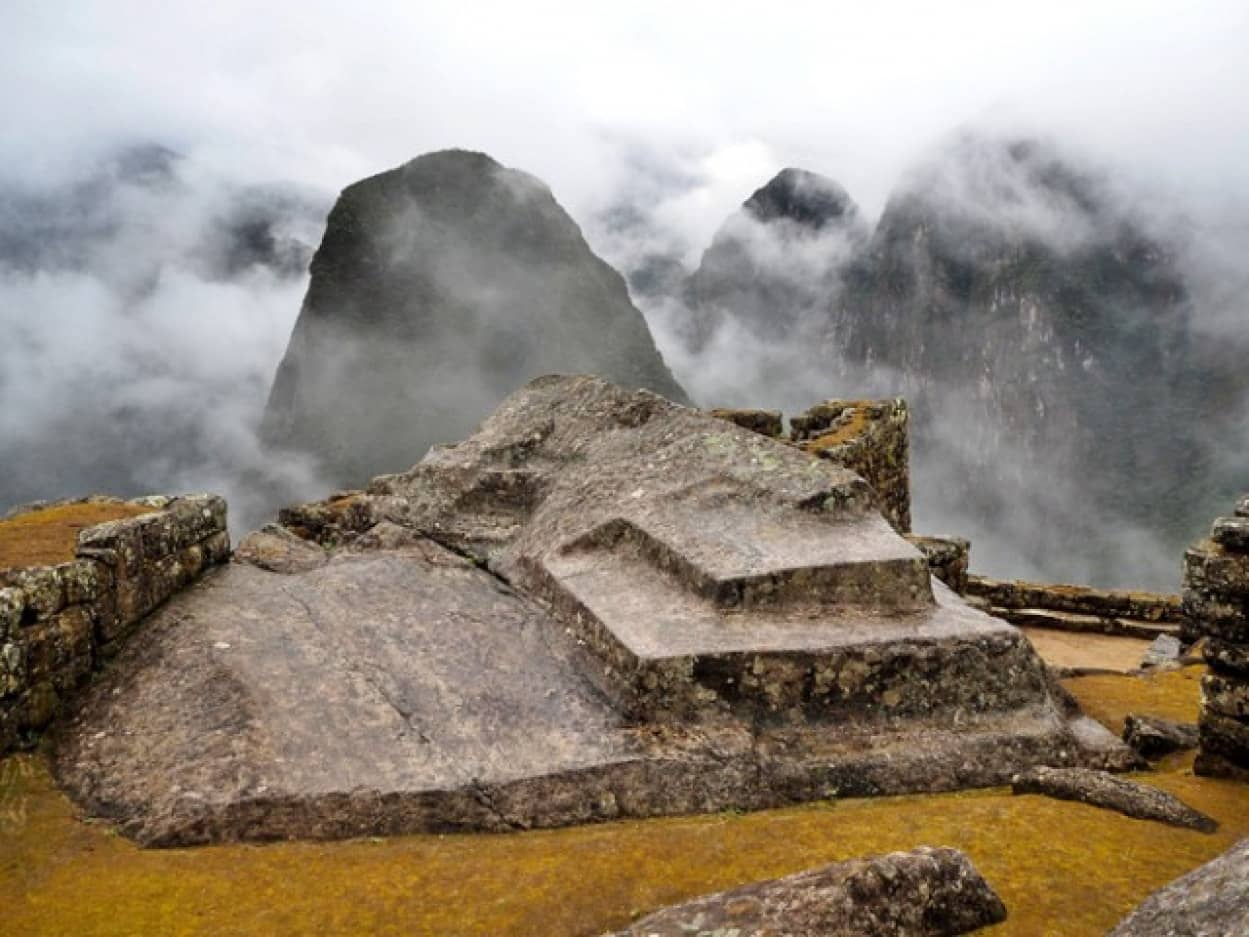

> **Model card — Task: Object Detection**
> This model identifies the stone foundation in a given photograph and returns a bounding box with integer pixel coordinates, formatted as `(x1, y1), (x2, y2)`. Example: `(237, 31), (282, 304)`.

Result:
(1184, 495), (1249, 779)
(0, 495), (228, 755)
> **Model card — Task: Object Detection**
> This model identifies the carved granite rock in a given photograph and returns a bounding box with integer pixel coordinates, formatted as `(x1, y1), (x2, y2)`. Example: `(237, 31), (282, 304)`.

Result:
(1108, 839), (1249, 936)
(54, 376), (1134, 846)
(605, 846), (1006, 937)
(1011, 766), (1216, 832)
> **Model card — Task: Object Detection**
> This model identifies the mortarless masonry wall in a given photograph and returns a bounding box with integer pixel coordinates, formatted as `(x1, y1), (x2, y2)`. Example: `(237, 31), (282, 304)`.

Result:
(0, 494), (229, 755)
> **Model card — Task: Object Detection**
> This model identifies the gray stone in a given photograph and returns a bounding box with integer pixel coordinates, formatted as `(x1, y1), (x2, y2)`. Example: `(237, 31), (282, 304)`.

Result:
(1198, 711), (1249, 767)
(53, 376), (1134, 846)
(1122, 714), (1199, 759)
(1203, 672), (1249, 720)
(1141, 633), (1183, 669)
(1205, 638), (1249, 677)
(234, 525), (328, 573)
(1011, 766), (1217, 832)
(1236, 495), (1249, 518)
(605, 846), (1006, 937)
(1213, 516), (1249, 552)
(708, 408), (784, 438)
(1108, 839), (1249, 936)
(0, 587), (23, 639)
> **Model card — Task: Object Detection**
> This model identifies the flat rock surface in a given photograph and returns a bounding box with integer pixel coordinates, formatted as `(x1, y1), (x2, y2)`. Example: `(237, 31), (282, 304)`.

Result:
(1109, 838), (1249, 936)
(54, 377), (1136, 845)
(605, 845), (1006, 937)
(1012, 766), (1217, 832)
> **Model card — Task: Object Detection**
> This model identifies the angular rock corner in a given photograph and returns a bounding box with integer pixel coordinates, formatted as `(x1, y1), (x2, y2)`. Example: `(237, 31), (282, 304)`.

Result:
(1108, 838), (1249, 936)
(0, 495), (230, 755)
(605, 846), (1006, 937)
(1183, 496), (1249, 780)
(54, 375), (1134, 846)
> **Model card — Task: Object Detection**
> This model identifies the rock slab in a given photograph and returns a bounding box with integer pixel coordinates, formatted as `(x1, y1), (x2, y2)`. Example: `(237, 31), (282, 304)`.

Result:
(1122, 714), (1199, 760)
(56, 376), (1135, 846)
(1108, 839), (1249, 936)
(1011, 766), (1216, 833)
(606, 846), (1006, 937)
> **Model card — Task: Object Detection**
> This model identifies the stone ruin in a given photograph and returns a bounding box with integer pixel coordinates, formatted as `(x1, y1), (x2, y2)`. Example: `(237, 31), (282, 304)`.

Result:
(1, 495), (229, 755)
(47, 375), (1133, 846)
(1184, 495), (1249, 780)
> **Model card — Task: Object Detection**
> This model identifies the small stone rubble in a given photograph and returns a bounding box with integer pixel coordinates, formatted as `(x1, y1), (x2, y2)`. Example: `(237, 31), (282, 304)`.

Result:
(0, 495), (229, 755)
(1109, 838), (1249, 936)
(604, 846), (1007, 937)
(1183, 494), (1249, 779)
(1011, 766), (1217, 833)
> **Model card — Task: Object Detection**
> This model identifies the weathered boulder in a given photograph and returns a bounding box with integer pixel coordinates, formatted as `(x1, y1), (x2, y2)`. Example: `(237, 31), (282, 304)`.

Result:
(1011, 766), (1216, 832)
(1108, 839), (1249, 936)
(605, 846), (1006, 937)
(261, 149), (688, 487)
(55, 376), (1134, 846)
(1122, 714), (1199, 759)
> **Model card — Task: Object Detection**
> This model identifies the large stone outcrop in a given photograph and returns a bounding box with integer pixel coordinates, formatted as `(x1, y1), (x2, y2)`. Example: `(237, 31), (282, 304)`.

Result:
(605, 846), (1006, 937)
(55, 376), (1133, 846)
(261, 149), (688, 487)
(1108, 839), (1249, 936)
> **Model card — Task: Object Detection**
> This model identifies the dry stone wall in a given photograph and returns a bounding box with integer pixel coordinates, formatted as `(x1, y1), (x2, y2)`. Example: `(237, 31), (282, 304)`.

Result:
(0, 494), (228, 755)
(1184, 495), (1249, 779)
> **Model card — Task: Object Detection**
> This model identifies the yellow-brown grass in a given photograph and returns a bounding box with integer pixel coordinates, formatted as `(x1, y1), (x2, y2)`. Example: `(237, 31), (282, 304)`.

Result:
(0, 502), (156, 571)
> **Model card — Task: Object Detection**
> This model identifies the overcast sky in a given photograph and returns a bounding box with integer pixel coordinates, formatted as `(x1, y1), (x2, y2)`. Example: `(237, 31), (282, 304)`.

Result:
(4, 0), (1248, 250)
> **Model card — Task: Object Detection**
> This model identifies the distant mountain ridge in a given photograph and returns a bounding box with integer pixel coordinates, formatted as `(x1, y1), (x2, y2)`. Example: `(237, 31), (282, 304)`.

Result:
(673, 134), (1241, 588)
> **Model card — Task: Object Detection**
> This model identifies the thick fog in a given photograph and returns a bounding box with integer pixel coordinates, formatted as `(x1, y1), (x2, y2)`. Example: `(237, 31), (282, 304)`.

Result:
(2, 1), (1247, 583)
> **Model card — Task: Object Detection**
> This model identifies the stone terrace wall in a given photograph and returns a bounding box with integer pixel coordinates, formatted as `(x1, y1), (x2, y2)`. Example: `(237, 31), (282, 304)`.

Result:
(967, 576), (1186, 632)
(1183, 495), (1249, 780)
(0, 494), (229, 755)
(711, 399), (911, 534)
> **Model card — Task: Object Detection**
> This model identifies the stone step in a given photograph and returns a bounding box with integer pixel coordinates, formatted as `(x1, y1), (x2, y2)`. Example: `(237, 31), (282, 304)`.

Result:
(557, 506), (932, 612)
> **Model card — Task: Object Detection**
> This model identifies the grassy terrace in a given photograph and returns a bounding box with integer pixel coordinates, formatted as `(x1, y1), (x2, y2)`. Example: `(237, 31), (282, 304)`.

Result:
(1, 662), (1245, 935)
(0, 502), (156, 571)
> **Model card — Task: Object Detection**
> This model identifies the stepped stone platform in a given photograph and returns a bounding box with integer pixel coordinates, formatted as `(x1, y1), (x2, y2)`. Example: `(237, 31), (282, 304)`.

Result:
(52, 376), (1135, 846)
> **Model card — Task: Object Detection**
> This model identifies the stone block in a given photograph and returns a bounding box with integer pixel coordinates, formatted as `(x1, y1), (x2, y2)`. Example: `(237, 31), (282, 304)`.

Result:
(0, 640), (26, 697)
(1202, 672), (1249, 720)
(707, 407), (783, 437)
(59, 559), (108, 605)
(1236, 495), (1249, 518)
(1184, 543), (1249, 599)
(23, 606), (93, 690)
(0, 587), (23, 639)
(905, 534), (970, 594)
(1205, 638), (1249, 677)
(1212, 516), (1249, 552)
(5, 565), (66, 621)
(1197, 710), (1249, 767)
(790, 398), (911, 533)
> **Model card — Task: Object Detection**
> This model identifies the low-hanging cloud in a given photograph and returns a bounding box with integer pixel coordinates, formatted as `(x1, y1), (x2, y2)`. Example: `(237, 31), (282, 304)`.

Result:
(2, 1), (1248, 586)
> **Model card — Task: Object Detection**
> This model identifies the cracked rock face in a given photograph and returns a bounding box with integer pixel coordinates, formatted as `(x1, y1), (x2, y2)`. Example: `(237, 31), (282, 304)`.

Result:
(605, 845), (1007, 937)
(55, 376), (1134, 846)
